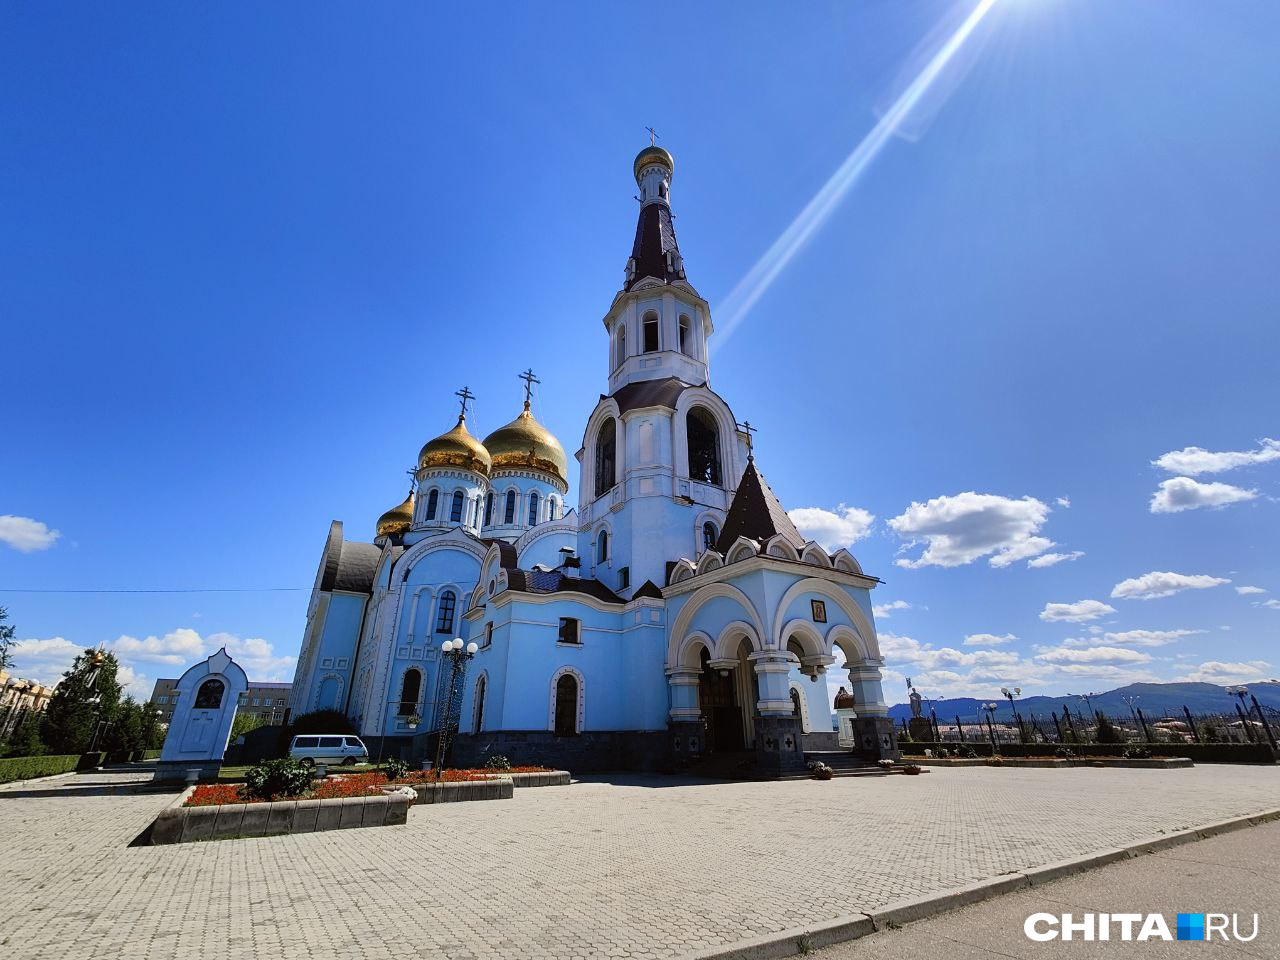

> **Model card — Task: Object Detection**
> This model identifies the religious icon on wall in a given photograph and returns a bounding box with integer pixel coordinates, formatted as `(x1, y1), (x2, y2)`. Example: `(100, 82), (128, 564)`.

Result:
(810, 599), (827, 623)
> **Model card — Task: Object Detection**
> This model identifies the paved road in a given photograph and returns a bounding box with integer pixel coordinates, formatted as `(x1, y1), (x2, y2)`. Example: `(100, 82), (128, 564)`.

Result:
(0, 763), (1277, 959)
(817, 818), (1280, 959)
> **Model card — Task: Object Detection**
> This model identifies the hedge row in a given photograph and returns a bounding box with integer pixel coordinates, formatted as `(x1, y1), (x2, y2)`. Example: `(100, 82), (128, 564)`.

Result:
(902, 741), (1277, 764)
(0, 754), (83, 784)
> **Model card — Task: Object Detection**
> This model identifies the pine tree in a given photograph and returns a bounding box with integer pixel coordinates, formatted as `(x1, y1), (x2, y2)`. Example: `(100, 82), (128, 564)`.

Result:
(0, 606), (16, 672)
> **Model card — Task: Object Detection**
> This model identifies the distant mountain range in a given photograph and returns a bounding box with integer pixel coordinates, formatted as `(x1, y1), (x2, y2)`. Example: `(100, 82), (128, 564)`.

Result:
(887, 681), (1280, 723)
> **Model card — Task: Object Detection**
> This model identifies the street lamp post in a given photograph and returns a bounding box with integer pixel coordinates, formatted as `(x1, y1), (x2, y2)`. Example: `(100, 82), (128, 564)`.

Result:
(1001, 687), (1025, 743)
(982, 702), (1000, 754)
(434, 638), (479, 772)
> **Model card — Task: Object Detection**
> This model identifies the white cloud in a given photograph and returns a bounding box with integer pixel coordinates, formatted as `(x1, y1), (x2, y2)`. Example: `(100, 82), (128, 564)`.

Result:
(112, 628), (207, 665)
(963, 633), (1017, 646)
(888, 492), (1055, 568)
(1098, 629), (1204, 647)
(1039, 599), (1117, 623)
(789, 504), (875, 550)
(1149, 477), (1257, 513)
(115, 664), (153, 701)
(1178, 660), (1272, 684)
(1027, 550), (1085, 568)
(1236, 586), (1266, 595)
(1258, 599), (1280, 611)
(1055, 497), (1071, 508)
(209, 633), (296, 680)
(0, 515), (62, 552)
(1035, 646), (1153, 665)
(8, 636), (83, 686)
(872, 600), (911, 619)
(1153, 438), (1280, 476)
(1111, 571), (1230, 600)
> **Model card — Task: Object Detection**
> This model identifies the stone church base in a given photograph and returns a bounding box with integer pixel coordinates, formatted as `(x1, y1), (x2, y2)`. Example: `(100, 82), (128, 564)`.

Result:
(448, 730), (668, 773)
(753, 716), (807, 775)
(851, 716), (901, 761)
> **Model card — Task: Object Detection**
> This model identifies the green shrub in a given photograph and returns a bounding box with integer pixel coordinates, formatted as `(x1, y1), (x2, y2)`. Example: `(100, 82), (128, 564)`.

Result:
(1123, 745), (1152, 759)
(485, 754), (512, 771)
(0, 753), (82, 784)
(1054, 747), (1075, 759)
(382, 757), (409, 781)
(242, 757), (312, 800)
(958, 745), (978, 759)
(936, 748), (950, 758)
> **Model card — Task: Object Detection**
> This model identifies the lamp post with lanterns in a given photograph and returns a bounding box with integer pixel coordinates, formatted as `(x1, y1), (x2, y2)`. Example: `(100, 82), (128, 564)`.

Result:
(982, 702), (1000, 753)
(1000, 686), (1025, 743)
(434, 638), (479, 772)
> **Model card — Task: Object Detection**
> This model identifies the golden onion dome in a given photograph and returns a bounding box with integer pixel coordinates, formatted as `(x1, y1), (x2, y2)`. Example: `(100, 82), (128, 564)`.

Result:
(483, 402), (568, 484)
(376, 488), (415, 539)
(634, 144), (674, 182)
(417, 415), (492, 476)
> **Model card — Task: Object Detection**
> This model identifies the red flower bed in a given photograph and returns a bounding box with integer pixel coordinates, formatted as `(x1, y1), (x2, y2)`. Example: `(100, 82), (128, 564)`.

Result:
(312, 773), (387, 800)
(186, 784), (250, 806)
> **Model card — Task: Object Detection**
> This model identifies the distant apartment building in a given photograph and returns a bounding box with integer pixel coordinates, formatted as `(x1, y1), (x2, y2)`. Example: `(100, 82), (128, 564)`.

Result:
(0, 671), (56, 740)
(149, 678), (292, 725)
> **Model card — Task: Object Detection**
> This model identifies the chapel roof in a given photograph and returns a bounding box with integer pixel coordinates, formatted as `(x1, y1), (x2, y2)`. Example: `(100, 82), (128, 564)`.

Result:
(605, 376), (692, 415)
(714, 457), (806, 555)
(319, 533), (382, 595)
(505, 568), (625, 605)
(625, 202), (685, 291)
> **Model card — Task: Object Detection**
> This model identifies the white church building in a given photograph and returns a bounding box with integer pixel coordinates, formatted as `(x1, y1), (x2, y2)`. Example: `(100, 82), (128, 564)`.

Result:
(288, 144), (897, 774)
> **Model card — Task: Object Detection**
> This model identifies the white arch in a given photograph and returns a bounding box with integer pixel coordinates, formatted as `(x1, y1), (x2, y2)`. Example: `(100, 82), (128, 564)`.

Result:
(672, 386), (741, 489)
(764, 535), (800, 561)
(770, 578), (881, 660)
(714, 619), (763, 660)
(830, 548), (864, 575)
(548, 666), (586, 734)
(693, 510), (724, 556)
(667, 582), (767, 667)
(800, 542), (832, 568)
(674, 631), (714, 671)
(780, 619), (826, 661)
(669, 558), (697, 585)
(788, 680), (812, 734)
(579, 400), (625, 510)
(725, 536), (759, 564)
(695, 550), (725, 576)
(826, 623), (874, 664)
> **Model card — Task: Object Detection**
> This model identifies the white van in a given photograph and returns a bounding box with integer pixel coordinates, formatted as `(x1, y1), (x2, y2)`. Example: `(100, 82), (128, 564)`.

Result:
(288, 734), (369, 767)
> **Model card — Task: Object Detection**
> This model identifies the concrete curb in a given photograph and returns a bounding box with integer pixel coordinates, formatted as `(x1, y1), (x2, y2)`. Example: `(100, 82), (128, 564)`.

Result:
(682, 806), (1280, 960)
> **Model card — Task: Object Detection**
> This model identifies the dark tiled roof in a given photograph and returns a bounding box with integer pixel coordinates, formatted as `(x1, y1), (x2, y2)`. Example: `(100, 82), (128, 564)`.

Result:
(504, 567), (624, 605)
(481, 538), (519, 570)
(714, 458), (807, 555)
(625, 202), (682, 291)
(321, 536), (381, 595)
(606, 376), (692, 415)
(633, 580), (664, 600)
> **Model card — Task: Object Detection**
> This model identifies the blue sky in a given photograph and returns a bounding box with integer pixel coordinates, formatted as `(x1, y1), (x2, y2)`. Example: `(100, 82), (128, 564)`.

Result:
(2, 1), (1277, 705)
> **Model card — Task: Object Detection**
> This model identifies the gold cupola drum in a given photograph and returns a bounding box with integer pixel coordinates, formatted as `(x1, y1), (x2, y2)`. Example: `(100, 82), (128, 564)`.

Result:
(482, 401), (568, 488)
(417, 414), (492, 477)
(375, 488), (415, 540)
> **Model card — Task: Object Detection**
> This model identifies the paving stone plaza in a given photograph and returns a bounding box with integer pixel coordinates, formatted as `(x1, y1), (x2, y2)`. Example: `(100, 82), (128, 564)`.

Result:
(2, 765), (1278, 960)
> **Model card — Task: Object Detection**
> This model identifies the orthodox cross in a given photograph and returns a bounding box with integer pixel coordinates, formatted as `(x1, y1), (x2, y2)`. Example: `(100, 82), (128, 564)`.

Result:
(737, 420), (757, 457)
(645, 125), (659, 146)
(454, 386), (475, 420)
(519, 368), (540, 405)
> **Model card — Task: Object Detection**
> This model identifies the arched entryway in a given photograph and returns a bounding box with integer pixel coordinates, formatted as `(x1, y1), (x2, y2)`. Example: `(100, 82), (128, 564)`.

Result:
(698, 638), (758, 752)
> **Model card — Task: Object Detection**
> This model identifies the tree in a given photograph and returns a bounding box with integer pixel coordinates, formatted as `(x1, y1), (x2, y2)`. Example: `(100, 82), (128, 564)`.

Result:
(3, 712), (47, 758)
(1094, 711), (1123, 745)
(0, 605), (16, 672)
(231, 711), (264, 741)
(42, 648), (123, 754)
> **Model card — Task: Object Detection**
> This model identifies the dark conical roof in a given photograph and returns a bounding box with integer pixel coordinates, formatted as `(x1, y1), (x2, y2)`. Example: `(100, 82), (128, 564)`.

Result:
(714, 458), (807, 555)
(625, 202), (684, 291)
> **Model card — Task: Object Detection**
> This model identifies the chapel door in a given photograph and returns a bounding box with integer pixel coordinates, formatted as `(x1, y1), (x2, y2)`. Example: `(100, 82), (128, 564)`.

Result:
(699, 652), (744, 753)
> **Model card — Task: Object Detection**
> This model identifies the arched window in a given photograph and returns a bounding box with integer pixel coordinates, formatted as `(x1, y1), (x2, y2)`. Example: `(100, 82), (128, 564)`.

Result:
(643, 313), (659, 353)
(686, 407), (722, 485)
(547, 496), (558, 521)
(449, 490), (464, 523)
(504, 490), (516, 524)
(194, 678), (224, 710)
(435, 590), (456, 634)
(554, 673), (579, 736)
(678, 315), (690, 355)
(398, 669), (422, 715)
(595, 418), (616, 497)
(597, 530), (609, 564)
(425, 489), (439, 521)
(617, 323), (627, 368)
(702, 521), (718, 551)
(484, 492), (494, 526)
(790, 687), (802, 718)
(473, 674), (487, 732)
(528, 491), (540, 526)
